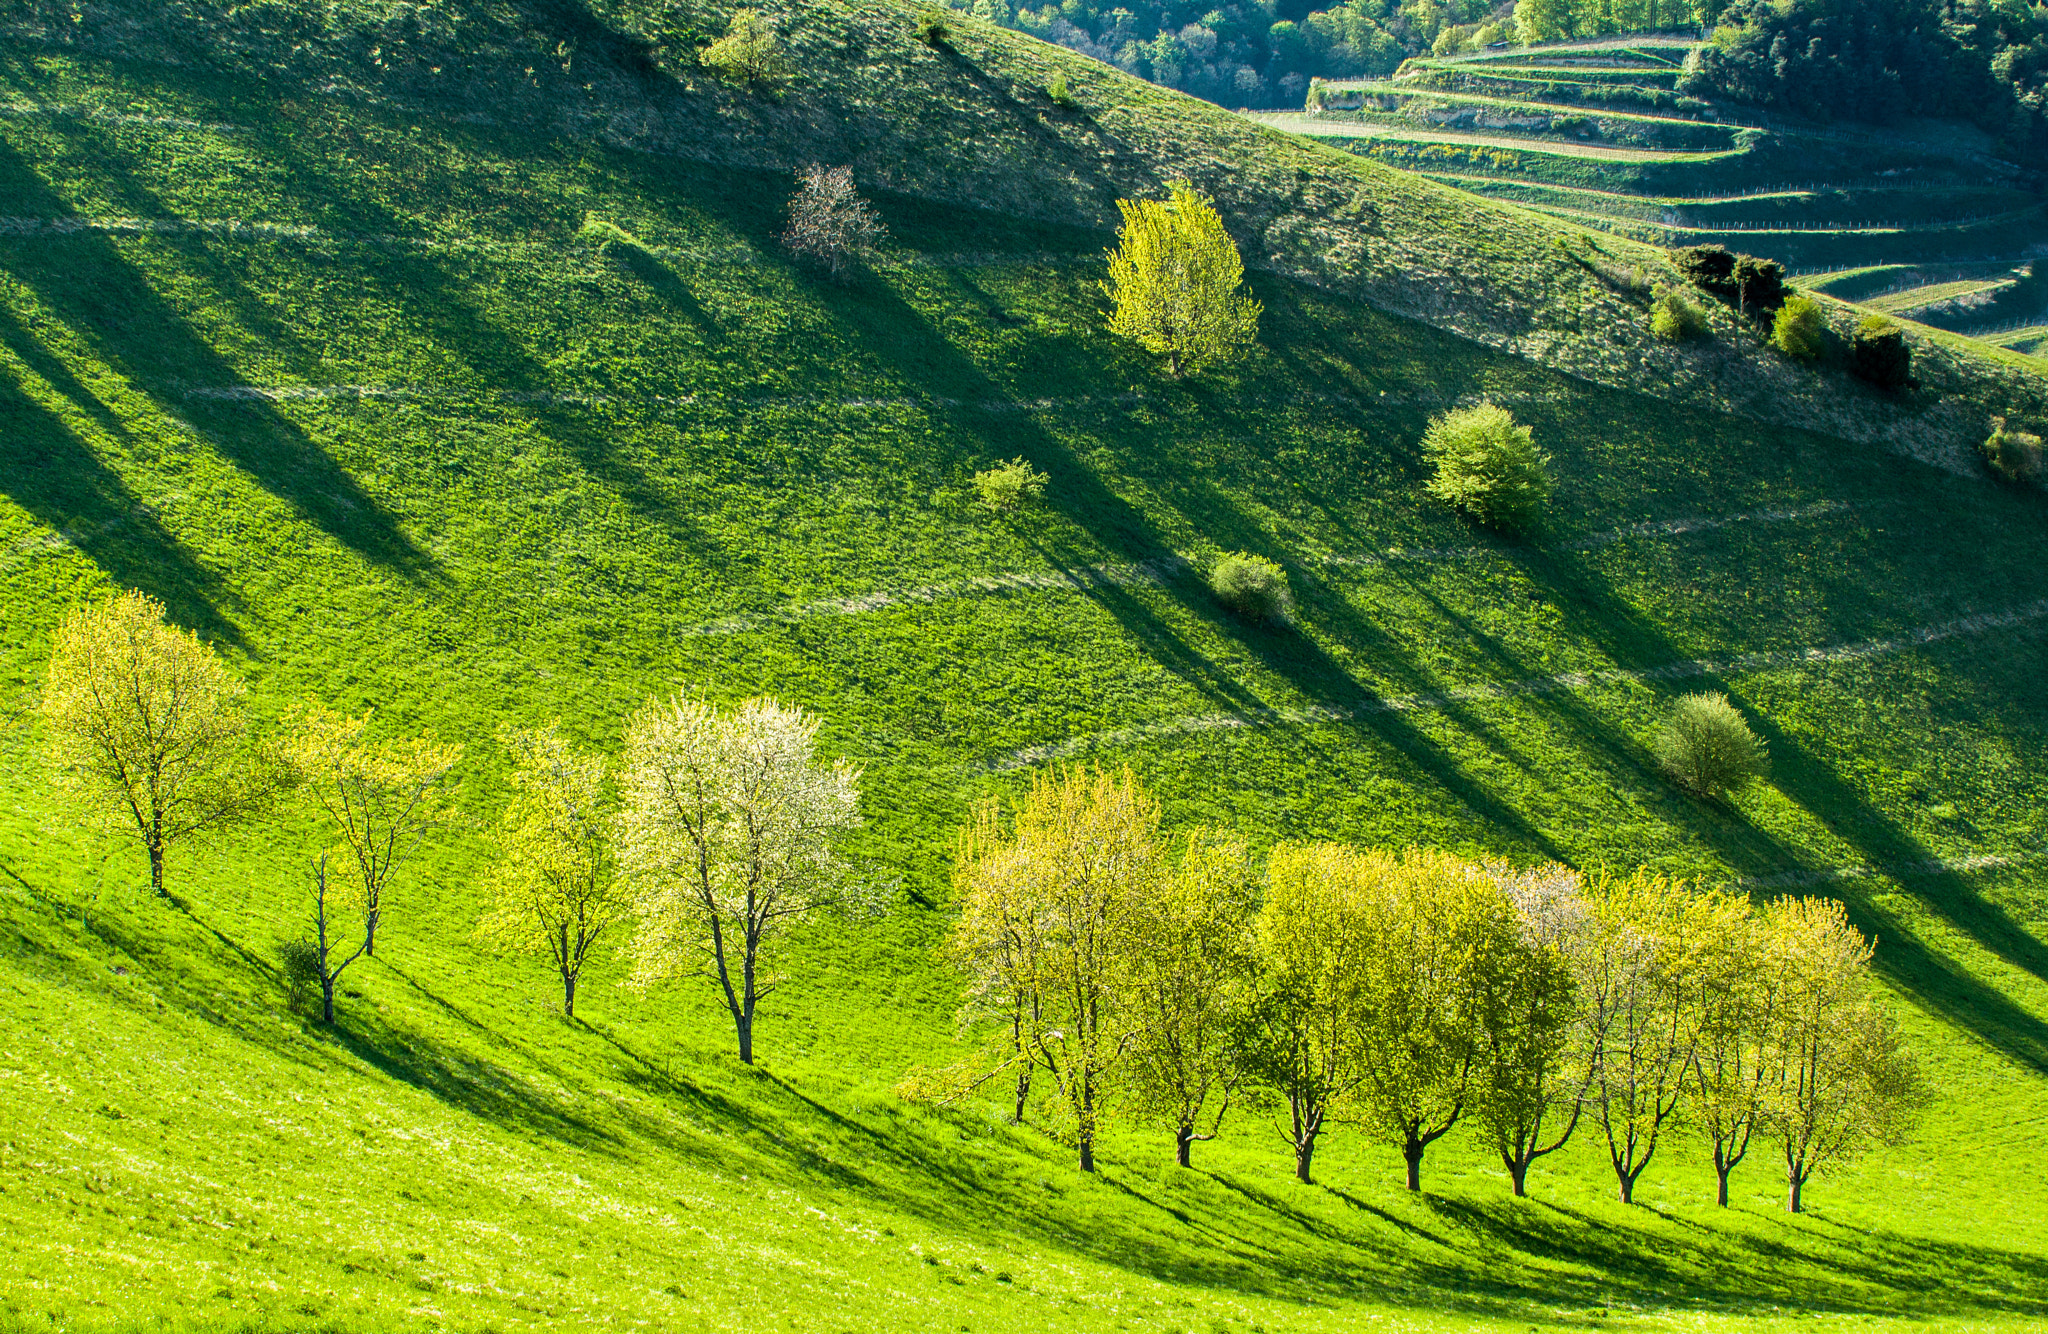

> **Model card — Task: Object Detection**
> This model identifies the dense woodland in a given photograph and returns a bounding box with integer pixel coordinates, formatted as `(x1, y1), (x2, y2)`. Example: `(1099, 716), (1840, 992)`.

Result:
(1681, 0), (2048, 163)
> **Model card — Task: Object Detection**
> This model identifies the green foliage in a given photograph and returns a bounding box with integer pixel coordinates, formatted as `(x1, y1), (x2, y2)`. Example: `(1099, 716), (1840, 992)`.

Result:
(1655, 692), (1769, 799)
(1981, 416), (2044, 484)
(576, 214), (642, 254)
(1047, 71), (1077, 108)
(3, 14), (2048, 1331)
(972, 456), (1050, 511)
(1772, 295), (1826, 362)
(276, 937), (323, 1014)
(915, 5), (950, 46)
(701, 9), (786, 85)
(1102, 179), (1261, 377)
(1650, 285), (1708, 341)
(1209, 552), (1293, 623)
(1852, 316), (1912, 391)
(1421, 403), (1551, 533)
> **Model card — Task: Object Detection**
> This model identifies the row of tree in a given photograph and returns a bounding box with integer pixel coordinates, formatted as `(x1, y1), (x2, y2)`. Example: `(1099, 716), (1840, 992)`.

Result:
(919, 767), (1921, 1212)
(39, 591), (874, 1046)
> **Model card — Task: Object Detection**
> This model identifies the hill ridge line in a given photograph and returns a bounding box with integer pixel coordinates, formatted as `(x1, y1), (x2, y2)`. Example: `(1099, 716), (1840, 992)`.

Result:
(672, 500), (1856, 637)
(995, 597), (2048, 768)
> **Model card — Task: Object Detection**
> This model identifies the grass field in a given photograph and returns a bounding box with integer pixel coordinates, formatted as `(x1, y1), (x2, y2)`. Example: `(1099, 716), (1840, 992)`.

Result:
(3, 2), (2048, 1331)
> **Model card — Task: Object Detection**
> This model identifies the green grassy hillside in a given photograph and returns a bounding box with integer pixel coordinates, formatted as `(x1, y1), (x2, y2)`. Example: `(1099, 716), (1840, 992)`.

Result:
(3, 2), (2048, 1331)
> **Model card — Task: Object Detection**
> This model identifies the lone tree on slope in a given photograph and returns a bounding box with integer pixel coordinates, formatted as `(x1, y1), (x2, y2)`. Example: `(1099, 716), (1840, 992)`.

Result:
(1102, 179), (1260, 377)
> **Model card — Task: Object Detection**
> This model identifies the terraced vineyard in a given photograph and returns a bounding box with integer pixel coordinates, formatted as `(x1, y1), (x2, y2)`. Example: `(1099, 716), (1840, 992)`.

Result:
(1254, 37), (2046, 357)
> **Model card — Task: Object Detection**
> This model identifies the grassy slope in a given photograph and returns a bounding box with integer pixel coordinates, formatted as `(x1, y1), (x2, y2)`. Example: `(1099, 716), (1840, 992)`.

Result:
(1, 2), (2047, 1331)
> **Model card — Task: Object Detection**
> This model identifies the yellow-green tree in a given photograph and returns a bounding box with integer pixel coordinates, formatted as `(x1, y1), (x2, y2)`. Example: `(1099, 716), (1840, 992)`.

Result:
(1761, 896), (1924, 1213)
(617, 695), (867, 1066)
(1124, 830), (1259, 1167)
(1474, 862), (1589, 1198)
(41, 590), (270, 897)
(1580, 870), (1742, 1204)
(1352, 848), (1496, 1192)
(1102, 179), (1260, 377)
(1691, 897), (1780, 1206)
(479, 722), (627, 1017)
(947, 766), (1162, 1172)
(288, 704), (463, 958)
(1241, 842), (1373, 1184)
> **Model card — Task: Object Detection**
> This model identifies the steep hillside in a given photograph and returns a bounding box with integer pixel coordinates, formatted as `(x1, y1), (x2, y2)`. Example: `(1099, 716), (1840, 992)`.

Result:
(3, 2), (2048, 1332)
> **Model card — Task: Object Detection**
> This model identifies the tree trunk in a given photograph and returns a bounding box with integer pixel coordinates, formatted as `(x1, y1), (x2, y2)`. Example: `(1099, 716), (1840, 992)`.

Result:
(1078, 1131), (1095, 1174)
(563, 969), (576, 1018)
(1505, 1155), (1528, 1199)
(321, 972), (336, 1025)
(363, 906), (379, 957)
(1294, 1136), (1315, 1184)
(1012, 1062), (1031, 1125)
(1176, 1123), (1194, 1169)
(1716, 1160), (1732, 1207)
(1788, 1173), (1804, 1214)
(1404, 1136), (1424, 1193)
(735, 1008), (754, 1065)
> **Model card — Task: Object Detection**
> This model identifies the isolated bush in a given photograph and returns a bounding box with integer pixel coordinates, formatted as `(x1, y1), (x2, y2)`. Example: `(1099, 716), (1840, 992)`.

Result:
(1656, 692), (1768, 799)
(701, 9), (785, 84)
(1047, 71), (1077, 108)
(1210, 553), (1292, 623)
(782, 164), (888, 279)
(1852, 316), (1911, 390)
(1422, 402), (1551, 532)
(914, 5), (949, 45)
(277, 938), (323, 1014)
(1650, 286), (1707, 341)
(576, 214), (641, 255)
(973, 457), (1049, 511)
(1771, 295), (1826, 362)
(1981, 416), (2044, 484)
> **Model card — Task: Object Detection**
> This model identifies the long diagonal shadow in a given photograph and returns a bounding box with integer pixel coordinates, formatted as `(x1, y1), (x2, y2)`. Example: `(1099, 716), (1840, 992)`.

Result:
(0, 133), (435, 583)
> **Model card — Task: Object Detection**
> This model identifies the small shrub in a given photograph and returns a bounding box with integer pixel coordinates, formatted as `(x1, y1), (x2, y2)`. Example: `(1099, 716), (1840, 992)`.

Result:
(914, 6), (949, 46)
(576, 214), (642, 255)
(278, 938), (323, 1014)
(782, 164), (888, 279)
(700, 9), (785, 84)
(1655, 692), (1768, 799)
(1047, 71), (1077, 108)
(1981, 416), (2044, 484)
(1771, 294), (1826, 362)
(1650, 286), (1707, 341)
(1421, 402), (1551, 532)
(1210, 552), (1292, 623)
(972, 457), (1048, 511)
(1852, 316), (1911, 390)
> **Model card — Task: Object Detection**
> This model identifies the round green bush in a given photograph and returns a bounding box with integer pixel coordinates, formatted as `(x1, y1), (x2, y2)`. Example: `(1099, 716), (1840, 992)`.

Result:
(1981, 416), (2043, 484)
(972, 457), (1049, 511)
(1655, 692), (1768, 798)
(1650, 286), (1707, 342)
(1210, 552), (1292, 623)
(1771, 295), (1826, 362)
(1421, 402), (1551, 533)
